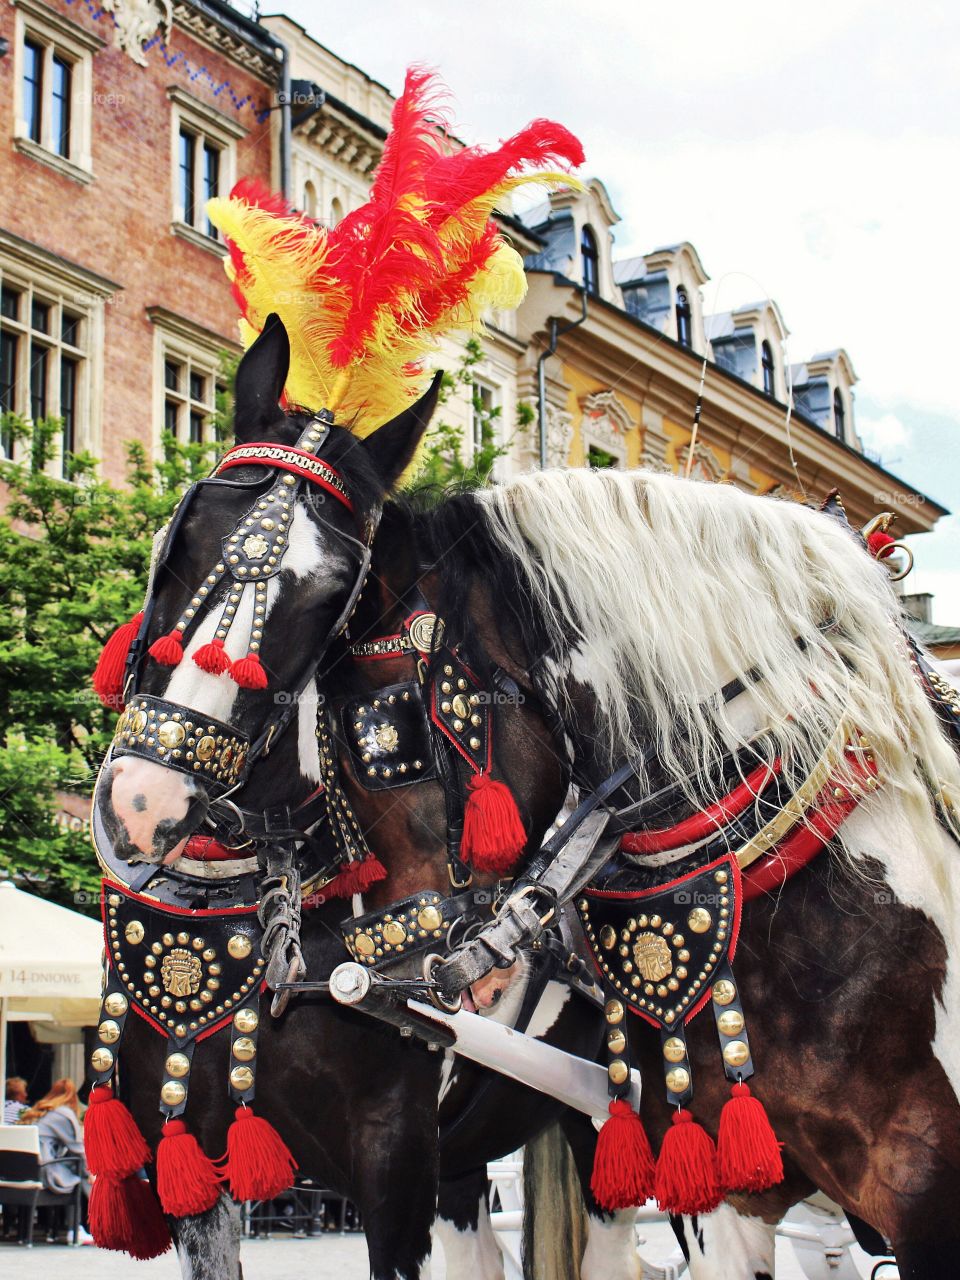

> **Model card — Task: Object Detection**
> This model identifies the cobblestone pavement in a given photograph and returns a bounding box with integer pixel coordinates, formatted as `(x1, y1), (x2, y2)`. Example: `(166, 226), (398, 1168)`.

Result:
(0, 1222), (884, 1278)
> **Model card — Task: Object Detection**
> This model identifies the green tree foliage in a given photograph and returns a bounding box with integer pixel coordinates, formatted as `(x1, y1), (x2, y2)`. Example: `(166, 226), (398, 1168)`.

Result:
(0, 355), (234, 906)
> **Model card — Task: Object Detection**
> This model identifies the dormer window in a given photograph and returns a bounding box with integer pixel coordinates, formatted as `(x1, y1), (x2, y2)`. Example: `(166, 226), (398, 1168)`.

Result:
(833, 388), (846, 440)
(676, 286), (692, 348)
(581, 225), (599, 297)
(761, 340), (775, 396)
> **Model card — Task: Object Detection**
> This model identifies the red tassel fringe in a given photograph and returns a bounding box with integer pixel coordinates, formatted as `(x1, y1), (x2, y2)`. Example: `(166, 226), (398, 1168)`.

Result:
(231, 652), (269, 689)
(590, 1099), (656, 1210)
(149, 629), (185, 666)
(83, 1085), (151, 1178)
(654, 1109), (723, 1216)
(89, 1173), (171, 1259)
(717, 1082), (784, 1193)
(193, 638), (233, 675)
(92, 611), (143, 710)
(326, 853), (388, 899)
(155, 1119), (222, 1217)
(225, 1107), (298, 1201)
(461, 773), (526, 875)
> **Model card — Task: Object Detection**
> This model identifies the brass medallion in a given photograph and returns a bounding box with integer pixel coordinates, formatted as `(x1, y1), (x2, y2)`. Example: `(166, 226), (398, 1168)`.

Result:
(632, 931), (673, 982)
(124, 919), (145, 945)
(408, 612), (443, 654)
(227, 934), (253, 960)
(196, 735), (217, 762)
(374, 724), (400, 753)
(160, 947), (203, 997)
(243, 533), (269, 560)
(157, 721), (185, 749)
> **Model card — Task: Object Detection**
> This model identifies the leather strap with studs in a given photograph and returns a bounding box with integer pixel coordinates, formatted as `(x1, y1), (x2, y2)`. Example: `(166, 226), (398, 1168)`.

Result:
(112, 694), (250, 796)
(708, 959), (755, 1083)
(158, 1036), (197, 1119)
(88, 972), (133, 1090)
(228, 994), (262, 1104)
(342, 889), (475, 967)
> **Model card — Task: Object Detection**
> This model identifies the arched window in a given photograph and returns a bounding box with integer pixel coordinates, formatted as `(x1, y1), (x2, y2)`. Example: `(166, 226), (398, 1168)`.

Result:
(761, 340), (776, 396)
(833, 388), (846, 440)
(329, 197), (344, 228)
(581, 225), (599, 297)
(675, 286), (692, 348)
(302, 181), (317, 219)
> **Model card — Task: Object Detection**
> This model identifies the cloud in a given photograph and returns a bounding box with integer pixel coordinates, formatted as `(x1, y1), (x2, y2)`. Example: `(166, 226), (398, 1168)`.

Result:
(858, 412), (911, 455)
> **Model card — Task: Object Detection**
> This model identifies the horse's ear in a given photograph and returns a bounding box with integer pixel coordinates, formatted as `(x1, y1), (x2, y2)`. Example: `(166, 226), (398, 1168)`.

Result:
(363, 370), (443, 491)
(233, 313), (290, 442)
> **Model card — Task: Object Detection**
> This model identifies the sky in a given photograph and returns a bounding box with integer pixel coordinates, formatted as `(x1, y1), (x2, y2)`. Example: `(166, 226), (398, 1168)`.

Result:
(277, 0), (960, 621)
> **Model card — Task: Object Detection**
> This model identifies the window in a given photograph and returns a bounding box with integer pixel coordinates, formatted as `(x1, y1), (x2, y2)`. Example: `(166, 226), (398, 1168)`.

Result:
(302, 181), (317, 219)
(581, 225), (599, 297)
(150, 307), (236, 453)
(675, 286), (692, 348)
(13, 0), (98, 179)
(330, 197), (344, 227)
(833, 388), (846, 440)
(587, 443), (619, 469)
(761, 340), (776, 396)
(470, 381), (497, 456)
(0, 254), (93, 467)
(169, 89), (244, 250)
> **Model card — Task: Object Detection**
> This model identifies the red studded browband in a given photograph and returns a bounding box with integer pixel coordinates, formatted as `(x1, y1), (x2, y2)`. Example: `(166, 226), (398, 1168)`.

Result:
(216, 444), (353, 513)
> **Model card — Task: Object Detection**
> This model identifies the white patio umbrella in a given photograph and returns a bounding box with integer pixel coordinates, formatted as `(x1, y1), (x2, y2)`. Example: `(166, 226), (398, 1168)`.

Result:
(0, 880), (103, 1087)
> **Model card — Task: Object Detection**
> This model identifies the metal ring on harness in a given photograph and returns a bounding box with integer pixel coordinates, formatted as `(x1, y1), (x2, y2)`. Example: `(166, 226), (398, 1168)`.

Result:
(423, 953), (462, 1013)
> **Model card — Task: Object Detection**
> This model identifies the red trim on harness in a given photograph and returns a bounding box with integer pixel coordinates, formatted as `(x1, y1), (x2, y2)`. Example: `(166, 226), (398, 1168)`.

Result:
(216, 445), (353, 513)
(621, 760), (781, 855)
(101, 878), (258, 917)
(181, 836), (238, 862)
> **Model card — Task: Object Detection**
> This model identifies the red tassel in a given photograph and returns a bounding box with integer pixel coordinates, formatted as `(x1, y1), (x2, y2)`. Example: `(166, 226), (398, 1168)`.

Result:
(193, 638), (233, 675)
(717, 1082), (784, 1193)
(231, 652), (269, 689)
(461, 772), (526, 875)
(590, 1099), (656, 1210)
(155, 1118), (222, 1217)
(149, 628), (185, 666)
(654, 1109), (723, 1216)
(84, 1085), (151, 1178)
(325, 853), (388, 899)
(867, 529), (896, 560)
(89, 1173), (171, 1259)
(224, 1106), (298, 1201)
(92, 611), (143, 710)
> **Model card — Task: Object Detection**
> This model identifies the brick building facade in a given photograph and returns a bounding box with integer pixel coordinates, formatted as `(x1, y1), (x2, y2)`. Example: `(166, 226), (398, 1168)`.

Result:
(0, 0), (280, 481)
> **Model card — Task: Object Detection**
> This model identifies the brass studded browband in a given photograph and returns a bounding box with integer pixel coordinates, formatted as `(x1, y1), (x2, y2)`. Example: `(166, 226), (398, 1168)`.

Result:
(215, 443), (353, 513)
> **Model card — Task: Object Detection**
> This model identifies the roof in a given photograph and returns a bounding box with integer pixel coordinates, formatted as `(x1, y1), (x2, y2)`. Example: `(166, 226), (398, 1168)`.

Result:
(613, 256), (648, 285)
(910, 620), (960, 647)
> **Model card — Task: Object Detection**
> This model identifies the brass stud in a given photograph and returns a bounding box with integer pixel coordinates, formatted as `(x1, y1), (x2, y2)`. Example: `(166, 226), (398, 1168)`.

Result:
(124, 920), (145, 945)
(604, 998), (624, 1024)
(97, 1020), (121, 1045)
(714, 869), (729, 884)
(717, 1009), (745, 1037)
(608, 1060), (628, 1086)
(165, 1052), (191, 1078)
(712, 979), (737, 1006)
(665, 1066), (690, 1094)
(90, 1047), (114, 1072)
(230, 1065), (254, 1091)
(723, 1040), (750, 1068)
(160, 1080), (187, 1107)
(232, 1036), (256, 1062)
(104, 992), (128, 1017)
(233, 1007), (259, 1033)
(607, 1027), (626, 1054)
(687, 907), (712, 933)
(354, 933), (376, 957)
(662, 1036), (686, 1063)
(177, 932), (190, 945)
(383, 921), (407, 946)
(227, 934), (253, 960)
(417, 906), (442, 931)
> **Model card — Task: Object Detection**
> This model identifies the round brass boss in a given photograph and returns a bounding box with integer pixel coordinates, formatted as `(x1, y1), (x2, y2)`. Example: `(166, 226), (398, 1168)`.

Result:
(417, 906), (442, 932)
(606, 1027), (626, 1054)
(687, 907), (712, 934)
(353, 932), (376, 957)
(232, 1036), (256, 1062)
(230, 1065), (254, 1092)
(97, 1019), (121, 1045)
(717, 1009), (745, 1037)
(227, 934), (253, 960)
(104, 991), (129, 1017)
(665, 1066), (690, 1094)
(157, 721), (185, 749)
(196, 735), (216, 762)
(712, 979), (737, 1006)
(90, 1047), (114, 1072)
(608, 1060), (629, 1086)
(165, 1052), (191, 1078)
(160, 1080), (186, 1107)
(124, 919), (145, 945)
(382, 921), (407, 946)
(604, 999), (624, 1024)
(722, 1040), (750, 1068)
(233, 1007), (259, 1033)
(662, 1036), (686, 1063)
(599, 925), (617, 951)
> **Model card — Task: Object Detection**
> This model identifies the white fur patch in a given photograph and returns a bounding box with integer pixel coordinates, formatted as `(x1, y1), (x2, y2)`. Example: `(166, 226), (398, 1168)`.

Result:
(684, 1204), (775, 1280)
(434, 1196), (505, 1280)
(296, 678), (322, 785)
(581, 1211), (642, 1280)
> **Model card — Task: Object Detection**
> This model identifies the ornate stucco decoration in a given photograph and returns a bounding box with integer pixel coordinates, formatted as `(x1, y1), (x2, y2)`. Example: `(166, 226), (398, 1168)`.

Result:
(545, 404), (574, 468)
(683, 440), (724, 483)
(100, 0), (172, 67)
(580, 390), (635, 454)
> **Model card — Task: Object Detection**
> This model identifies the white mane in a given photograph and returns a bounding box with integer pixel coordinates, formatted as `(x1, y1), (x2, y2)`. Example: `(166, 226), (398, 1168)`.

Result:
(478, 468), (960, 888)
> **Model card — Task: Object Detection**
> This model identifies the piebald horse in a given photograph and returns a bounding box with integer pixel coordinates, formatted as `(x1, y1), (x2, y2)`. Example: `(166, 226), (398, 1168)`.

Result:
(93, 315), (960, 1279)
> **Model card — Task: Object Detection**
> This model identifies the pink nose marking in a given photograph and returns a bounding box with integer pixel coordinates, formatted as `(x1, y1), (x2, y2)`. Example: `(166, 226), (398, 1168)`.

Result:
(111, 760), (194, 855)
